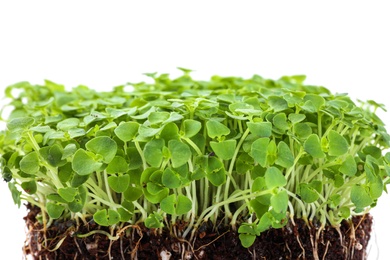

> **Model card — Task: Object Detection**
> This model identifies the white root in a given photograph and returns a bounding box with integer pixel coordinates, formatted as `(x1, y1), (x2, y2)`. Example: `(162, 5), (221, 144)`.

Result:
(160, 249), (172, 260)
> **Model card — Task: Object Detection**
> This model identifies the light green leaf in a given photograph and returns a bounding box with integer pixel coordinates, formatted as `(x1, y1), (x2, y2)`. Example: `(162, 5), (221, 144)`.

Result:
(86, 136), (117, 163)
(93, 209), (120, 226)
(206, 120), (230, 138)
(328, 130), (349, 156)
(304, 134), (325, 158)
(58, 187), (78, 202)
(56, 118), (80, 131)
(162, 168), (181, 188)
(20, 152), (40, 174)
(7, 117), (34, 132)
(106, 156), (129, 174)
(168, 140), (191, 168)
(108, 174), (130, 193)
(298, 183), (319, 203)
(210, 140), (236, 160)
(124, 186), (143, 201)
(251, 138), (270, 167)
(339, 155), (357, 176)
(275, 141), (294, 168)
(351, 185), (373, 208)
(246, 122), (272, 137)
(239, 234), (256, 248)
(264, 167), (286, 189)
(288, 113), (306, 124)
(144, 139), (164, 167)
(271, 190), (288, 213)
(72, 149), (102, 176)
(114, 122), (139, 142)
(160, 194), (192, 215)
(273, 113), (289, 131)
(182, 119), (202, 138)
(21, 180), (37, 194)
(47, 202), (65, 219)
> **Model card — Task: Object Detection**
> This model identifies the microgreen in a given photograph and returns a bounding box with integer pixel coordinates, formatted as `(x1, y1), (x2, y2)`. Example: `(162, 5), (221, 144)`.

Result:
(1, 72), (389, 249)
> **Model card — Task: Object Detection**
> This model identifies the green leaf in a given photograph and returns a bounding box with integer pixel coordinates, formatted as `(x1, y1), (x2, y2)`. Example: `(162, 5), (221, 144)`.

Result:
(256, 212), (273, 233)
(168, 140), (191, 168)
(303, 94), (325, 112)
(20, 152), (40, 174)
(304, 134), (325, 158)
(106, 156), (129, 174)
(206, 120), (230, 138)
(271, 190), (288, 213)
(144, 139), (164, 167)
(328, 130), (349, 156)
(86, 136), (117, 163)
(58, 162), (73, 183)
(294, 123), (312, 139)
(7, 117), (34, 132)
(114, 122), (139, 142)
(47, 144), (64, 167)
(264, 167), (286, 189)
(351, 185), (373, 208)
(239, 234), (256, 248)
(58, 187), (78, 202)
(273, 113), (289, 131)
(108, 174), (130, 193)
(160, 122), (180, 141)
(68, 186), (87, 212)
(268, 96), (288, 112)
(275, 141), (294, 168)
(298, 183), (319, 203)
(246, 122), (272, 137)
(47, 202), (65, 219)
(144, 213), (164, 229)
(71, 172), (89, 187)
(339, 155), (357, 176)
(182, 119), (202, 138)
(56, 118), (80, 131)
(8, 182), (21, 207)
(21, 180), (37, 194)
(210, 140), (236, 160)
(288, 113), (306, 124)
(72, 149), (102, 176)
(160, 194), (192, 215)
(162, 168), (181, 188)
(93, 209), (121, 226)
(249, 199), (269, 218)
(206, 157), (226, 186)
(251, 138), (270, 167)
(62, 144), (77, 160)
(123, 186), (143, 201)
(68, 128), (86, 138)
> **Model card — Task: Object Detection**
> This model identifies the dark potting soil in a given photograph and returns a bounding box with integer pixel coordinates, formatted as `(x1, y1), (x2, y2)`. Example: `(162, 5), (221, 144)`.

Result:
(23, 204), (372, 260)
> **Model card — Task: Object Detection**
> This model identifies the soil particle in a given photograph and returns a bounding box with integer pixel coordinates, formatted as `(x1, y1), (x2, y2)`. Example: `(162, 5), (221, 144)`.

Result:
(23, 204), (372, 259)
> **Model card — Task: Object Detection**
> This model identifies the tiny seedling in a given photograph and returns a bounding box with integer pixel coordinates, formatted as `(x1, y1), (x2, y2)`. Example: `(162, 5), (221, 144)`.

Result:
(1, 70), (389, 249)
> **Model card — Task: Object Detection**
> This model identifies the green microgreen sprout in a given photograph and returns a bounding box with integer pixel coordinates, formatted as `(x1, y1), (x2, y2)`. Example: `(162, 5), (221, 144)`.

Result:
(1, 73), (390, 249)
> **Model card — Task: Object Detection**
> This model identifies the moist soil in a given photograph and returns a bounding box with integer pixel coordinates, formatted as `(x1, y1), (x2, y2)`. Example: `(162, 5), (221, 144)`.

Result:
(23, 204), (373, 260)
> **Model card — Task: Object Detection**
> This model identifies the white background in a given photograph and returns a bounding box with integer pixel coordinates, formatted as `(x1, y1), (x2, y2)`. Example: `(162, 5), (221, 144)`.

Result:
(0, 1), (389, 259)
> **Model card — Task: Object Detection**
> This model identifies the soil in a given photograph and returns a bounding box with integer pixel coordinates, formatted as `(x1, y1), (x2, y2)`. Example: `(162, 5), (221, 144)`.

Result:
(23, 204), (373, 260)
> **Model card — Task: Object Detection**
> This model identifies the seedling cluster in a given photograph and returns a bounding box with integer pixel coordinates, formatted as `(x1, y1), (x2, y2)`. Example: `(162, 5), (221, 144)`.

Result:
(1, 70), (389, 248)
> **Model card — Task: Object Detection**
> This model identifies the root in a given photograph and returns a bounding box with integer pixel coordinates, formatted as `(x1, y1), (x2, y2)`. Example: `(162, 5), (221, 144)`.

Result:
(322, 240), (330, 260)
(296, 234), (306, 259)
